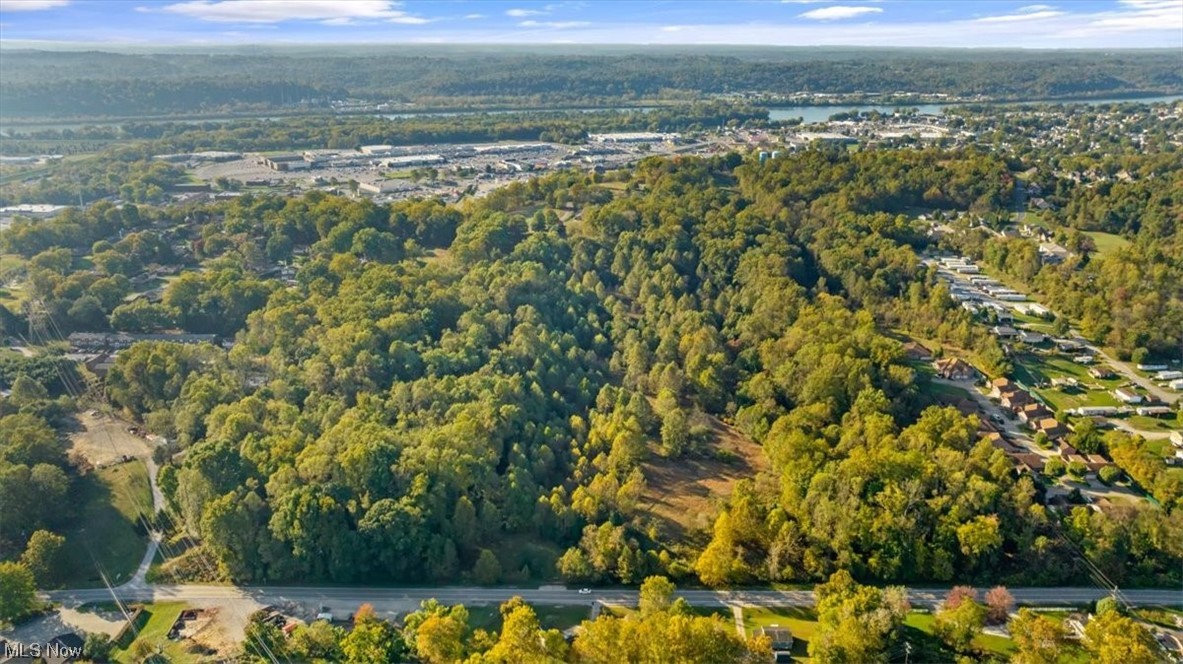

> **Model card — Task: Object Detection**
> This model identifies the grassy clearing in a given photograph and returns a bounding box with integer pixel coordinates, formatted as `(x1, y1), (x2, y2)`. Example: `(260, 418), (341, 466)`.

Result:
(1085, 231), (1130, 255)
(464, 603), (589, 633)
(639, 414), (769, 540)
(59, 461), (152, 588)
(536, 605), (593, 630)
(467, 606), (502, 632)
(1125, 415), (1176, 432)
(903, 611), (1016, 660)
(1012, 352), (1123, 412)
(113, 602), (191, 663)
(923, 381), (973, 401)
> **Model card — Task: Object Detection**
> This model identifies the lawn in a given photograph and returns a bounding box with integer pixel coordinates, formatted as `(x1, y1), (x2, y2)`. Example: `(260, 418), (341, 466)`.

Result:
(58, 461), (152, 588)
(1012, 352), (1122, 412)
(740, 607), (817, 661)
(113, 602), (195, 664)
(1125, 415), (1176, 432)
(466, 606), (503, 632)
(1010, 311), (1057, 334)
(466, 604), (590, 632)
(536, 605), (593, 630)
(903, 611), (1016, 660)
(1085, 231), (1130, 256)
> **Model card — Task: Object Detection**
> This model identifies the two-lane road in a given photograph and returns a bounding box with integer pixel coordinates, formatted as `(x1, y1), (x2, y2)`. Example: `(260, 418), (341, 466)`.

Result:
(44, 584), (1183, 613)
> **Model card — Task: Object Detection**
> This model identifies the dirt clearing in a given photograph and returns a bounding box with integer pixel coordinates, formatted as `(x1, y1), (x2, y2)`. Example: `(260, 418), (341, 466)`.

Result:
(639, 415), (770, 540)
(69, 411), (151, 466)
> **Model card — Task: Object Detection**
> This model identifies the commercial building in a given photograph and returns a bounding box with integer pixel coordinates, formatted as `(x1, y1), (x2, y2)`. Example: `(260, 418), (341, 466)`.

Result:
(381, 154), (446, 168)
(0, 203), (69, 219)
(588, 132), (680, 143)
(261, 154), (311, 171)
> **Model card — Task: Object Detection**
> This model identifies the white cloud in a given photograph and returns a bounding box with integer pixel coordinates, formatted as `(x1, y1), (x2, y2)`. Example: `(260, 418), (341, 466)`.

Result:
(0, 0), (69, 11)
(464, 13), (484, 19)
(799, 5), (882, 20)
(160, 0), (426, 24)
(519, 19), (589, 29)
(506, 8), (544, 17)
(660, 25), (685, 32)
(975, 9), (1063, 23)
(1017, 4), (1055, 11)
(1086, 0), (1182, 31)
(389, 14), (430, 24)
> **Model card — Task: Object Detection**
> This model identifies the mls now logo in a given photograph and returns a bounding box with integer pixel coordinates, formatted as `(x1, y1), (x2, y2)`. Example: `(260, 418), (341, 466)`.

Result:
(3, 641), (83, 659)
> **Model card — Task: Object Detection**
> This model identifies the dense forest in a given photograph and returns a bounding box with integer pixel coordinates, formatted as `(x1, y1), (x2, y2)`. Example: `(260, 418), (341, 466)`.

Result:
(1, 47), (1180, 118)
(5, 145), (1178, 595)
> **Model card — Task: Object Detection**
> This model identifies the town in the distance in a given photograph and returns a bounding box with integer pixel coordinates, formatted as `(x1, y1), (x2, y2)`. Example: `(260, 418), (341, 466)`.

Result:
(1, 2), (1182, 663)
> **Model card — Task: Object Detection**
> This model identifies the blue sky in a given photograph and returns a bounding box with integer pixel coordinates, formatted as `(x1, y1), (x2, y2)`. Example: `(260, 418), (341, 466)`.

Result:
(0, 0), (1180, 48)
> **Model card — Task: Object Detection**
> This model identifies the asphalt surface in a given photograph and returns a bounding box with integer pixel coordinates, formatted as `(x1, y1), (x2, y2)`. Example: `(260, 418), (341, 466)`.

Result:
(45, 584), (1183, 612)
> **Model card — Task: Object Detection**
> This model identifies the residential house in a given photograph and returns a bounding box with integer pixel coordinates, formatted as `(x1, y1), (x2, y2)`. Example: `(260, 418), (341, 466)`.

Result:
(1072, 355), (1096, 365)
(1035, 417), (1068, 439)
(1001, 389), (1035, 411)
(1135, 406), (1172, 417)
(992, 325), (1020, 339)
(1171, 431), (1183, 448)
(1113, 388), (1144, 404)
(1085, 455), (1109, 472)
(754, 626), (794, 663)
(1055, 339), (1083, 352)
(903, 342), (933, 361)
(934, 357), (978, 381)
(990, 377), (1016, 399)
(1019, 331), (1047, 345)
(1088, 367), (1116, 380)
(1012, 452), (1046, 474)
(1018, 403), (1052, 424)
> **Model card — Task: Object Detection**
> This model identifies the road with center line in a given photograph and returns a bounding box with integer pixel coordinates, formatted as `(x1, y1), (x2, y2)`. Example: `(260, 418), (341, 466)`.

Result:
(44, 584), (1183, 613)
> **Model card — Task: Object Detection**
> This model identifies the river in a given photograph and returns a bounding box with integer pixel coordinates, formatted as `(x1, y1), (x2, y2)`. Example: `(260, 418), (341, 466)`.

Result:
(767, 94), (1183, 124)
(2, 96), (1179, 133)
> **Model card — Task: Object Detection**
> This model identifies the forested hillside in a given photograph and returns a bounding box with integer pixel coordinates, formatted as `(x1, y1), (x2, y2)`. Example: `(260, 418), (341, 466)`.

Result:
(2, 48), (1180, 118)
(10, 146), (1172, 589)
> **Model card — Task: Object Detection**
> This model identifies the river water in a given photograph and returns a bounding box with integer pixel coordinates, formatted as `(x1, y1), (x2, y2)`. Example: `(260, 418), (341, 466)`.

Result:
(3, 96), (1179, 133)
(767, 94), (1183, 124)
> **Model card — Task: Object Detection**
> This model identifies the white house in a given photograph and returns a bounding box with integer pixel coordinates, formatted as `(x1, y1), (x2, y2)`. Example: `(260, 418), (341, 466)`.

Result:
(1113, 388), (1143, 404)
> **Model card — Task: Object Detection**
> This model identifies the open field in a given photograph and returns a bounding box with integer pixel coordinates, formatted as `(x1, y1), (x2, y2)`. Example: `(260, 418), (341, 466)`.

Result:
(1126, 415), (1176, 433)
(467, 604), (590, 633)
(639, 415), (770, 539)
(1085, 231), (1131, 255)
(59, 461), (152, 588)
(69, 411), (153, 466)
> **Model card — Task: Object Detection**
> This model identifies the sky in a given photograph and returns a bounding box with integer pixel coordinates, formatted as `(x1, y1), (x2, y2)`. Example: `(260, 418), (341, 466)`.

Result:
(0, 0), (1181, 48)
